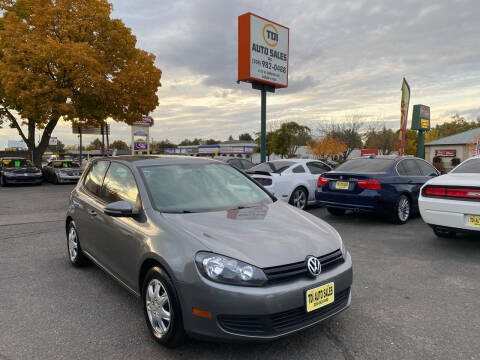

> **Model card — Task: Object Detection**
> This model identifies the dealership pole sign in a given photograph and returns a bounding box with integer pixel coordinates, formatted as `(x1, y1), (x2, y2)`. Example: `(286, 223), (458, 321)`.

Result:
(398, 78), (410, 157)
(238, 13), (289, 163)
(131, 115), (154, 155)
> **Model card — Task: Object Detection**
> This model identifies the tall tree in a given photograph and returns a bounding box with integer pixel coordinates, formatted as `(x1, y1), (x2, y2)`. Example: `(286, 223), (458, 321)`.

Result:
(273, 122), (311, 158)
(87, 138), (103, 151)
(110, 140), (129, 150)
(0, 0), (162, 165)
(239, 133), (253, 141)
(307, 136), (347, 159)
(364, 126), (397, 155)
(317, 116), (363, 159)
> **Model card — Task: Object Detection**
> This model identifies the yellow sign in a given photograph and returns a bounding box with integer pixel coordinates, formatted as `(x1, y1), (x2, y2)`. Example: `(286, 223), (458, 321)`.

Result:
(306, 282), (335, 312)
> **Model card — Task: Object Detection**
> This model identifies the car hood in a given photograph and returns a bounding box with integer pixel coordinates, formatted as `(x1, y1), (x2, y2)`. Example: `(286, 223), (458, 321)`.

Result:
(425, 173), (480, 187)
(3, 167), (40, 174)
(161, 201), (342, 268)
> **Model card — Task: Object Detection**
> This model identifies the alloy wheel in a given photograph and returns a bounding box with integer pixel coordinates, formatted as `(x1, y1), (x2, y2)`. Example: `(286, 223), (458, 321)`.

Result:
(293, 189), (307, 209)
(146, 279), (171, 337)
(68, 226), (78, 261)
(397, 197), (410, 222)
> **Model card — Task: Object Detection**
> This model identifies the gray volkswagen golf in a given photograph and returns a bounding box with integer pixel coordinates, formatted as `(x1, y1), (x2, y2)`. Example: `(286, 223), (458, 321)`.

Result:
(66, 156), (352, 347)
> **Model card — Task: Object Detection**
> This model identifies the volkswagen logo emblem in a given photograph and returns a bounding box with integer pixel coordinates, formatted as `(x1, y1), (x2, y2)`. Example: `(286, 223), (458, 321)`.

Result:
(306, 256), (321, 277)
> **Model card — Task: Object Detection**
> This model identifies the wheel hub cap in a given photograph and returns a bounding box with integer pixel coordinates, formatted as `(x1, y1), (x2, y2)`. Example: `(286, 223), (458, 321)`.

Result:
(398, 198), (410, 221)
(294, 190), (306, 208)
(68, 227), (78, 261)
(146, 279), (171, 336)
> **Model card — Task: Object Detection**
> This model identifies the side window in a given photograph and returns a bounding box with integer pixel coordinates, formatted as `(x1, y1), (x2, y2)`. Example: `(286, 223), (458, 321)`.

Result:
(292, 165), (306, 173)
(84, 161), (109, 196)
(416, 160), (438, 177)
(100, 162), (139, 208)
(307, 162), (330, 174)
(397, 160), (421, 176)
(240, 159), (254, 169)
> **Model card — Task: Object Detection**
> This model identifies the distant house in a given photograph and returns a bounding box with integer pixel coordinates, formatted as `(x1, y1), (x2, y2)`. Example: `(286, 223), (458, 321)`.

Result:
(425, 127), (480, 170)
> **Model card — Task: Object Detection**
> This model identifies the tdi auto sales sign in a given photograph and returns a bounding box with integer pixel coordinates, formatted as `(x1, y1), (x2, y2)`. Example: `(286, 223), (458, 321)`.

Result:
(238, 13), (289, 88)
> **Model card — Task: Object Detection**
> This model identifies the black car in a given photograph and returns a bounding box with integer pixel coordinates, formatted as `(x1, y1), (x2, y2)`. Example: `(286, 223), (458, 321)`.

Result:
(315, 156), (439, 224)
(213, 156), (255, 171)
(0, 157), (43, 186)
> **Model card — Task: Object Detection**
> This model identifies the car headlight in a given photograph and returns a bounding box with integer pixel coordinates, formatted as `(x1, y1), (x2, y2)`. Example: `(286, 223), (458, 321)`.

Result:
(4, 172), (15, 177)
(195, 252), (267, 287)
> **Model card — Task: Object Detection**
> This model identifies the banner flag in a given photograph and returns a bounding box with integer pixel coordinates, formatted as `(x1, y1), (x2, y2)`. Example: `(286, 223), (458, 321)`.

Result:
(399, 78), (410, 156)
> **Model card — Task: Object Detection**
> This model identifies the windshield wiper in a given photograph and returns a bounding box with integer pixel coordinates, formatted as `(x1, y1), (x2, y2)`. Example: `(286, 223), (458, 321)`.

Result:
(162, 210), (199, 214)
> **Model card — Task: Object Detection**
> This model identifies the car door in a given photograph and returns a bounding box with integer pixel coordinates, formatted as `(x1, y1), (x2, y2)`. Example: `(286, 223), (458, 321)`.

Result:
(74, 160), (110, 256)
(96, 162), (143, 289)
(396, 159), (424, 211)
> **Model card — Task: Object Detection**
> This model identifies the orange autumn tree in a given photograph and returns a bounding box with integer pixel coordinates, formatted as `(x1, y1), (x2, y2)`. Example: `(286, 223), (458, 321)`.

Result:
(308, 136), (347, 159)
(0, 0), (162, 165)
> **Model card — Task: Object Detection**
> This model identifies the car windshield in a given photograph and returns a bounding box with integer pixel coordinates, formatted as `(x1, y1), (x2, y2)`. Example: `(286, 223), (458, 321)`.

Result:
(2, 159), (32, 168)
(140, 163), (273, 213)
(51, 161), (80, 168)
(249, 161), (295, 173)
(334, 158), (395, 173)
(451, 158), (480, 174)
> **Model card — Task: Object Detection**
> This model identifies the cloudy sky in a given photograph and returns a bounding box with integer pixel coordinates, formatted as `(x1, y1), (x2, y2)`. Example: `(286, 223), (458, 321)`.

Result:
(1, 0), (480, 148)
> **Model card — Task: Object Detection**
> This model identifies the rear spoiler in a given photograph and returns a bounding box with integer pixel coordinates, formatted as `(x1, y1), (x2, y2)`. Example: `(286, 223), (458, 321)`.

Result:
(246, 170), (272, 176)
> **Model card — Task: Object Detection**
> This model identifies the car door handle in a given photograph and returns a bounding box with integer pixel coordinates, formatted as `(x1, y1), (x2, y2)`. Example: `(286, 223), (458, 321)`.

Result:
(88, 210), (97, 217)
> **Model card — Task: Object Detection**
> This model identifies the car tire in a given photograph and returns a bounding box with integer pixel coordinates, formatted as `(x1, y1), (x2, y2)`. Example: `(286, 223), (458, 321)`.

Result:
(67, 221), (90, 267)
(289, 187), (308, 210)
(142, 266), (185, 348)
(433, 226), (456, 238)
(53, 175), (59, 185)
(327, 207), (346, 216)
(390, 194), (411, 224)
(0, 175), (6, 187)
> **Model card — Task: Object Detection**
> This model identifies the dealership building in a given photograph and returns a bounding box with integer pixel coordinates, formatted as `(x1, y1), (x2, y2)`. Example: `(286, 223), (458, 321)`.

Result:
(165, 140), (257, 158)
(425, 127), (480, 170)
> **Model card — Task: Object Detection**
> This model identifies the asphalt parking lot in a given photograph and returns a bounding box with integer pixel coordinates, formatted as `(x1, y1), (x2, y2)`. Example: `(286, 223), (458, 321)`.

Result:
(1, 184), (479, 360)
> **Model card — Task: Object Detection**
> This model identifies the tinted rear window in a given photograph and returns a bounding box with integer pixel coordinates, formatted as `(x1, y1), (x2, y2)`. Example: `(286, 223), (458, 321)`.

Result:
(334, 158), (394, 173)
(452, 158), (480, 174)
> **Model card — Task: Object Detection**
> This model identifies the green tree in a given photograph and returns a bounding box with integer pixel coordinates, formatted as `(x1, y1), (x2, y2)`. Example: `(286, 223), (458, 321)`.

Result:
(364, 126), (397, 155)
(0, 0), (162, 165)
(228, 135), (234, 141)
(273, 122), (311, 158)
(178, 138), (201, 146)
(255, 131), (276, 160)
(87, 138), (103, 151)
(239, 133), (253, 141)
(204, 139), (220, 145)
(110, 140), (129, 150)
(153, 139), (176, 153)
(317, 117), (363, 159)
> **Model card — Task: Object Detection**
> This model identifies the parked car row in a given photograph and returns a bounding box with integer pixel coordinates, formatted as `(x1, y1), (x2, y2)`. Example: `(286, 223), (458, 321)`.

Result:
(0, 157), (82, 186)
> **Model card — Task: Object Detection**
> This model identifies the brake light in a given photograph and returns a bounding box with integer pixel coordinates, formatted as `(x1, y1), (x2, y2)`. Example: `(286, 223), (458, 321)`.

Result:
(357, 178), (381, 190)
(424, 186), (480, 199)
(317, 176), (329, 187)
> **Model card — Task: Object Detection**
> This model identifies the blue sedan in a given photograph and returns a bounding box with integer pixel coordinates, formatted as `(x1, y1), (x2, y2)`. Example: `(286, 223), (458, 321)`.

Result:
(315, 156), (439, 224)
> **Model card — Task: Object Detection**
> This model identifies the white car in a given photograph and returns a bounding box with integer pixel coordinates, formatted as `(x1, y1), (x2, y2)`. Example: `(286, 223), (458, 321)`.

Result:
(247, 159), (332, 210)
(419, 156), (480, 237)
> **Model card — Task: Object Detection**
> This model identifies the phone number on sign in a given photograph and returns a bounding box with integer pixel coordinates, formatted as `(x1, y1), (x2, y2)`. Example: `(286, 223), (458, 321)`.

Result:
(257, 60), (286, 73)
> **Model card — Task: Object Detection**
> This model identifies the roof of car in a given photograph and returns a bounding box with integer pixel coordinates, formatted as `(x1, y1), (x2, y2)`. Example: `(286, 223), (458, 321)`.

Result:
(267, 159), (325, 164)
(93, 155), (220, 167)
(1, 157), (27, 160)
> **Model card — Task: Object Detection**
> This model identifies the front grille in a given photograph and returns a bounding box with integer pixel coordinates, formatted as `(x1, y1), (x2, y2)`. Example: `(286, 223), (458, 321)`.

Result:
(263, 249), (344, 282)
(254, 177), (272, 186)
(218, 287), (350, 336)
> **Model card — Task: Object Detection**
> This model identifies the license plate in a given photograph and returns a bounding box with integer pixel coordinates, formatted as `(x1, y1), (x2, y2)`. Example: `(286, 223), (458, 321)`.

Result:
(468, 215), (480, 228)
(306, 282), (334, 312)
(335, 181), (349, 190)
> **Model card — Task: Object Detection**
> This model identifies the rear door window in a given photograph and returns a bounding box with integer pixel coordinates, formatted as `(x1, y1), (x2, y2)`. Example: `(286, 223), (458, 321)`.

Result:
(397, 159), (422, 176)
(84, 161), (109, 197)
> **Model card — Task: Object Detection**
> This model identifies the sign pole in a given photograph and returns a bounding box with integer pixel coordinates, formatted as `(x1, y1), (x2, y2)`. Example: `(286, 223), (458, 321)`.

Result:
(417, 130), (425, 159)
(79, 127), (82, 167)
(261, 88), (266, 163)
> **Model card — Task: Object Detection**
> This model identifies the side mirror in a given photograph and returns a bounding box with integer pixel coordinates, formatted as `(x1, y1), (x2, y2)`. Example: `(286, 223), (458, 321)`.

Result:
(104, 200), (135, 217)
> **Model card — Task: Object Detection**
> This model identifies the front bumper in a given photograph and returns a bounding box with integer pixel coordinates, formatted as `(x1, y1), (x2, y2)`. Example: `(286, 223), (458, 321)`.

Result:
(419, 196), (480, 232)
(177, 252), (353, 341)
(57, 174), (81, 183)
(4, 175), (43, 184)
